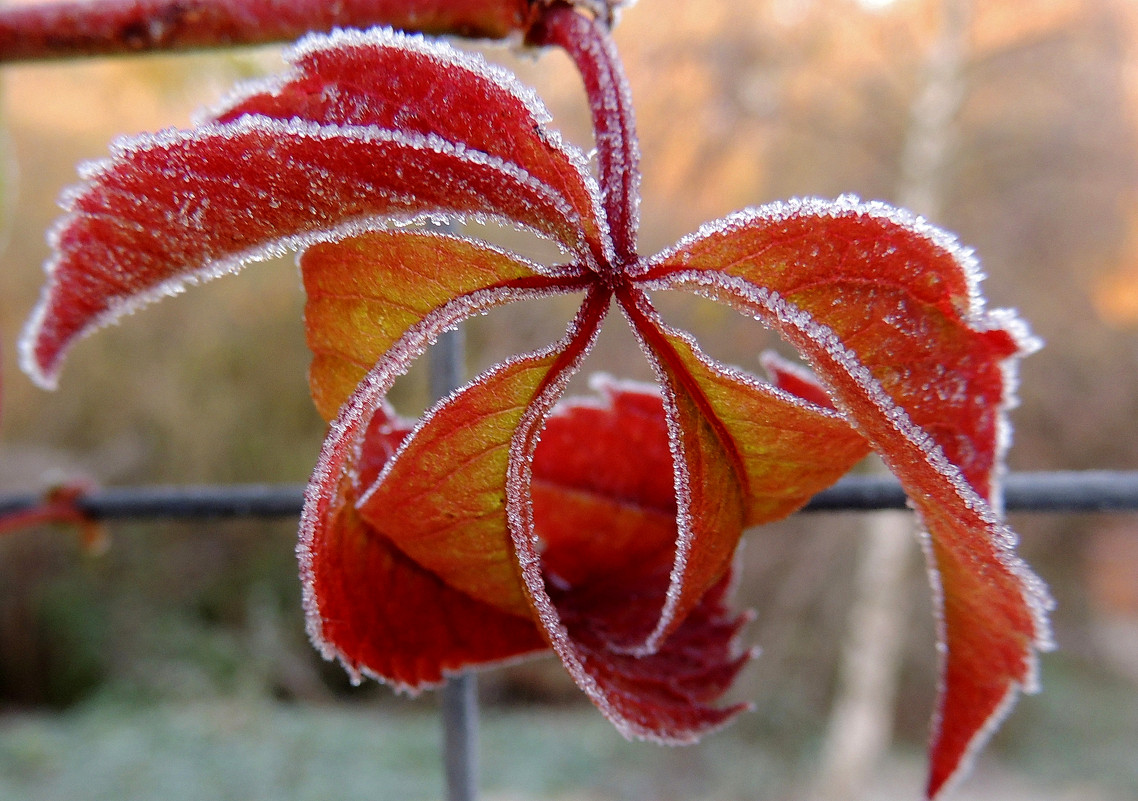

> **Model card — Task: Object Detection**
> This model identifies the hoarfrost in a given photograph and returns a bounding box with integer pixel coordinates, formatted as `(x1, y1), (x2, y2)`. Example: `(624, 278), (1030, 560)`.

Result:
(496, 294), (702, 742)
(204, 25), (606, 251)
(638, 249), (1053, 689)
(614, 289), (697, 658)
(21, 115), (589, 388)
(646, 195), (991, 325)
(301, 282), (585, 671)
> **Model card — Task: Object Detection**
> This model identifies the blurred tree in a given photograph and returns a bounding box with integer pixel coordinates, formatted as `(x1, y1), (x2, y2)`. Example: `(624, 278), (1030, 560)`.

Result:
(812, 1), (971, 797)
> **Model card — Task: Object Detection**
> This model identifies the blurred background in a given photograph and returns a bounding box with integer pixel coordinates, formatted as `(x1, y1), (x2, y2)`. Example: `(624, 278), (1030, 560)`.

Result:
(1, 0), (1137, 799)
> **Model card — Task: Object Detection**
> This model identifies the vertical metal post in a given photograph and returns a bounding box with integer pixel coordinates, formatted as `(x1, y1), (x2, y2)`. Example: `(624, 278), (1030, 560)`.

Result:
(441, 670), (479, 801)
(429, 324), (479, 801)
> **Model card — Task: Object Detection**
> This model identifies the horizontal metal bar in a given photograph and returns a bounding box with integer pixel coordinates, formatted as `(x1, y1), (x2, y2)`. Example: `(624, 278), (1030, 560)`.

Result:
(802, 470), (1138, 513)
(2, 471), (1138, 522)
(0, 483), (307, 520)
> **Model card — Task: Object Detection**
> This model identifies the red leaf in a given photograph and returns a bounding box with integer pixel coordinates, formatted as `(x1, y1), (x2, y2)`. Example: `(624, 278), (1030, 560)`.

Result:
(551, 567), (753, 742)
(355, 348), (583, 618)
(301, 288), (608, 679)
(617, 289), (871, 652)
(23, 115), (586, 388)
(643, 197), (1026, 497)
(18, 14), (1048, 792)
(302, 229), (587, 419)
(0, 479), (107, 553)
(216, 27), (607, 260)
(305, 364), (754, 730)
(22, 26), (608, 390)
(645, 196), (1051, 798)
(760, 350), (837, 411)
(530, 376), (677, 591)
(517, 377), (754, 741)
(301, 401), (546, 689)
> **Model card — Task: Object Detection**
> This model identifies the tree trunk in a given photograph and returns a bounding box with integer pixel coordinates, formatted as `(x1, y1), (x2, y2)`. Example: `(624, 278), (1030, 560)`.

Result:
(808, 1), (972, 798)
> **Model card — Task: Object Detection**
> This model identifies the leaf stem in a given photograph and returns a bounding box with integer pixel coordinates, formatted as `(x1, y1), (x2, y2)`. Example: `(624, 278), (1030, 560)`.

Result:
(528, 2), (641, 270)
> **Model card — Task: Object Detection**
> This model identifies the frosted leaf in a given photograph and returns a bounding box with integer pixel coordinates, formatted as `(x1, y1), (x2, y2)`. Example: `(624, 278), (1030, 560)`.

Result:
(15, 4), (1050, 788)
(719, 274), (1051, 795)
(304, 288), (611, 680)
(209, 25), (610, 266)
(300, 294), (604, 663)
(504, 304), (752, 741)
(759, 350), (838, 411)
(502, 303), (618, 716)
(615, 287), (868, 654)
(298, 385), (547, 690)
(642, 196), (1034, 499)
(302, 228), (590, 419)
(21, 116), (585, 389)
(637, 200), (1049, 796)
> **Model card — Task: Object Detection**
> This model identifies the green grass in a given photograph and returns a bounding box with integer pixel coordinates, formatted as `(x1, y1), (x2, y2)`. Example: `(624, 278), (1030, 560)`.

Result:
(992, 654), (1138, 795)
(1, 686), (1135, 801)
(0, 698), (799, 801)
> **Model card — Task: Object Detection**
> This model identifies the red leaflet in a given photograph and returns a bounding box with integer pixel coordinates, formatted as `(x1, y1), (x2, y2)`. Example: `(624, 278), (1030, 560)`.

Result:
(642, 199), (1052, 796)
(641, 202), (1023, 496)
(22, 28), (600, 390)
(301, 230), (587, 420)
(302, 402), (546, 688)
(532, 379), (753, 739)
(215, 28), (608, 261)
(760, 350), (837, 411)
(304, 377), (752, 732)
(20, 11), (1050, 799)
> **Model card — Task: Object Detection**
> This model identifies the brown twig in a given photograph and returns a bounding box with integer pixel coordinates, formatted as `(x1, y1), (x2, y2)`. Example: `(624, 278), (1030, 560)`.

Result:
(0, 480), (107, 552)
(0, 0), (534, 62)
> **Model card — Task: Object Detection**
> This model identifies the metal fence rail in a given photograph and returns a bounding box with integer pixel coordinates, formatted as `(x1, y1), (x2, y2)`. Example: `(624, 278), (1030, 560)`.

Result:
(3, 470), (1138, 521)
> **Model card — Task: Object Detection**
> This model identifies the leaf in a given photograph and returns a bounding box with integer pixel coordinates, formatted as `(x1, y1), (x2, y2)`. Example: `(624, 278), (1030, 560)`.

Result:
(522, 378), (754, 741)
(0, 480), (107, 553)
(302, 229), (587, 419)
(516, 373), (756, 739)
(643, 196), (1026, 496)
(300, 400), (547, 689)
(304, 326), (753, 734)
(355, 347), (584, 618)
(759, 350), (837, 411)
(215, 27), (608, 259)
(614, 288), (872, 653)
(551, 566), (753, 742)
(21, 27), (604, 389)
(530, 376), (677, 591)
(628, 294), (872, 526)
(303, 287), (608, 668)
(643, 196), (1052, 798)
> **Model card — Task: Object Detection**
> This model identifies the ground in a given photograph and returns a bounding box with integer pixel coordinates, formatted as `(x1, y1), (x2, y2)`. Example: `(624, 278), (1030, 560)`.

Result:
(0, 692), (1133, 801)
